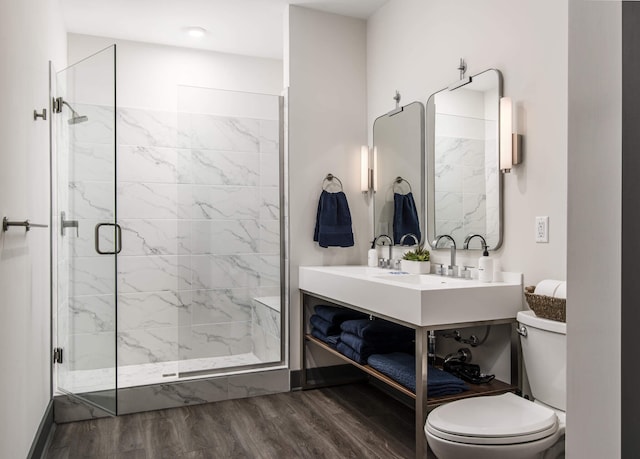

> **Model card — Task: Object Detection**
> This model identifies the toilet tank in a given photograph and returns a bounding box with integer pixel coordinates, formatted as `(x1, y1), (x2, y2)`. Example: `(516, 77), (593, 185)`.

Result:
(517, 310), (566, 411)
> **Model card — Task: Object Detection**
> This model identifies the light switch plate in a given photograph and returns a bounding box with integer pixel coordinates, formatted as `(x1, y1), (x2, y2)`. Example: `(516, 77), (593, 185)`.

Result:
(535, 216), (549, 243)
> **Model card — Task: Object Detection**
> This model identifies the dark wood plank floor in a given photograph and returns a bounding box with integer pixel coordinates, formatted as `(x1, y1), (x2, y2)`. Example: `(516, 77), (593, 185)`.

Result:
(44, 383), (420, 459)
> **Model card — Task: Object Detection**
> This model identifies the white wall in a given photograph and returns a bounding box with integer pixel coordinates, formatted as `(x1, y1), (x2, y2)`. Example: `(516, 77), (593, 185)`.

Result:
(287, 6), (368, 370)
(68, 34), (283, 109)
(368, 0), (568, 286)
(567, 0), (621, 456)
(0, 0), (66, 457)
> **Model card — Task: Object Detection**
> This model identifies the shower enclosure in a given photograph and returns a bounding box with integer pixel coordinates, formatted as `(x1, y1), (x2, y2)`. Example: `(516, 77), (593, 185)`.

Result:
(53, 45), (286, 416)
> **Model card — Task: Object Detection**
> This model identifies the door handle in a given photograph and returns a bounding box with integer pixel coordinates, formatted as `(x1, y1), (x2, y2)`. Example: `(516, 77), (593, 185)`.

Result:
(94, 222), (122, 255)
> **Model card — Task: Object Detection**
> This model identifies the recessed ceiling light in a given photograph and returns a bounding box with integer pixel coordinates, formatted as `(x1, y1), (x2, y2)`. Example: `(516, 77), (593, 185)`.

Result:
(185, 26), (206, 38)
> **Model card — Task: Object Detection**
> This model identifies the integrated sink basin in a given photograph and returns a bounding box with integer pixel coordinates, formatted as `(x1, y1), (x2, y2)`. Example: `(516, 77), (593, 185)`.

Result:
(374, 272), (469, 286)
(299, 265), (523, 327)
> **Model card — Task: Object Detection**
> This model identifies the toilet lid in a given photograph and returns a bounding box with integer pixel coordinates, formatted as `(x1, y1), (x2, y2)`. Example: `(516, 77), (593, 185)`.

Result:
(426, 393), (558, 445)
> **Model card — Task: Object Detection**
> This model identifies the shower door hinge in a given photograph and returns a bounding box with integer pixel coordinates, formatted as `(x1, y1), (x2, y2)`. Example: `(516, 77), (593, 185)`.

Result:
(52, 97), (63, 114)
(53, 347), (63, 364)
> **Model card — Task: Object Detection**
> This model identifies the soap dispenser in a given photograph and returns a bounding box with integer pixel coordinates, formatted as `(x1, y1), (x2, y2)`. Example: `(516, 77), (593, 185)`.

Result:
(368, 240), (378, 267)
(478, 245), (493, 283)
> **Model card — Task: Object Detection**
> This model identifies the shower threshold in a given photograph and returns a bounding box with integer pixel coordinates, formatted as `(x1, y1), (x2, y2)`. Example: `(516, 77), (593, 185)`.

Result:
(59, 352), (276, 394)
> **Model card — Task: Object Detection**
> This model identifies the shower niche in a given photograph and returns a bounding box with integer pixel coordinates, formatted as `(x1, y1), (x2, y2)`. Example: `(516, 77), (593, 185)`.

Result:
(53, 44), (287, 418)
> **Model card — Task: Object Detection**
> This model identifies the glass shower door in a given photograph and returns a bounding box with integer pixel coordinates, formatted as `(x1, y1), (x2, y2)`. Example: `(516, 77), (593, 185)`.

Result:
(54, 45), (118, 414)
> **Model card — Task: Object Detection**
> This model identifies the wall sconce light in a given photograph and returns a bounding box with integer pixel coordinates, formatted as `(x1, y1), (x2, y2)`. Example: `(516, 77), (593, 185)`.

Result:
(499, 97), (523, 173)
(361, 145), (377, 194)
(361, 145), (370, 193)
(360, 145), (379, 193)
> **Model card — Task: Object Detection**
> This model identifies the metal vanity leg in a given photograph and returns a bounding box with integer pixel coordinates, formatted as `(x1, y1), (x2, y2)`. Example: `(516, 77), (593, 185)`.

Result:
(415, 327), (429, 458)
(300, 291), (307, 389)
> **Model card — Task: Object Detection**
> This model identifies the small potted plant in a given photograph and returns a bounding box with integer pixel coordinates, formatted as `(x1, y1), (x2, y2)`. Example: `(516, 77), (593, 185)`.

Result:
(400, 243), (431, 274)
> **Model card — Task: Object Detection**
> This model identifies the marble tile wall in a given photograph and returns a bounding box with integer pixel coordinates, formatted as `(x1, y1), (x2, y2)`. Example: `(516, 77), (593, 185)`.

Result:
(252, 297), (282, 363)
(61, 97), (281, 379)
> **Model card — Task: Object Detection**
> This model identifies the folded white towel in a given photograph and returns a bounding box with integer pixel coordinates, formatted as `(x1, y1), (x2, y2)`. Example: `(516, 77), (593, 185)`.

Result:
(554, 282), (566, 299)
(535, 279), (564, 297)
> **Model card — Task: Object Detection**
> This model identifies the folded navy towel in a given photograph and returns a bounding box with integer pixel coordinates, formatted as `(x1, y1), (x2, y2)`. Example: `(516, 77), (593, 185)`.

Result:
(311, 328), (339, 349)
(336, 341), (368, 364)
(314, 305), (368, 324)
(367, 352), (468, 396)
(339, 331), (414, 357)
(341, 318), (414, 342)
(313, 190), (354, 248)
(310, 314), (340, 336)
(393, 192), (421, 245)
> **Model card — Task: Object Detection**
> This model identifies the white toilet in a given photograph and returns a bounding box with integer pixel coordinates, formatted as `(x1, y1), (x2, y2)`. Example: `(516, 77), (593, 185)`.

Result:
(425, 310), (566, 459)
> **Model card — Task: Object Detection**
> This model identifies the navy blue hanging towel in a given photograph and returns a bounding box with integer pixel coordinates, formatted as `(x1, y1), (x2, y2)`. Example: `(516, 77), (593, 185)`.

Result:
(393, 191), (421, 244)
(313, 190), (354, 247)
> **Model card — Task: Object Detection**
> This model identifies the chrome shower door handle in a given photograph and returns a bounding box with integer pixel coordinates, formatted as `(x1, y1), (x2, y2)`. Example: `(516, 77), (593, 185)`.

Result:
(94, 222), (122, 255)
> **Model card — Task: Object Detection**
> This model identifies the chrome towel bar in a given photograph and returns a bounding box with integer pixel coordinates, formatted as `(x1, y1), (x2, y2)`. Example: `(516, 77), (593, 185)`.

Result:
(2, 217), (48, 232)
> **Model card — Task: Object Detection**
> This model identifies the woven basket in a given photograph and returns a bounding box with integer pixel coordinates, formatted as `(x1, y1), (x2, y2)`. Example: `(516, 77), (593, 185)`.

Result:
(524, 285), (566, 323)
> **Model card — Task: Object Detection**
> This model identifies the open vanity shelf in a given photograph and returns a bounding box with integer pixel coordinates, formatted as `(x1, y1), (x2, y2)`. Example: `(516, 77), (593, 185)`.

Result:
(304, 333), (517, 405)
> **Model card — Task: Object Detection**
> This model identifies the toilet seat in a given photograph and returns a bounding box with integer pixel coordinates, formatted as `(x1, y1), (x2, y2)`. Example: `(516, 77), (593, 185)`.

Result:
(426, 393), (558, 446)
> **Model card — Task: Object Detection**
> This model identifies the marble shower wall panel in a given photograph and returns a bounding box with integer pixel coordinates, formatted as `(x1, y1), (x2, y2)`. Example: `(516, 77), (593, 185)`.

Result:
(118, 219), (187, 257)
(252, 301), (281, 362)
(118, 327), (180, 366)
(260, 120), (280, 156)
(187, 185), (261, 220)
(184, 322), (252, 360)
(259, 220), (280, 254)
(69, 294), (116, 334)
(70, 143), (114, 183)
(70, 331), (115, 370)
(189, 149), (260, 186)
(190, 254), (262, 290)
(118, 107), (180, 148)
(118, 145), (182, 184)
(182, 114), (261, 152)
(71, 104), (116, 145)
(65, 98), (281, 376)
(118, 291), (190, 331)
(117, 182), (180, 220)
(191, 220), (259, 255)
(191, 289), (252, 325)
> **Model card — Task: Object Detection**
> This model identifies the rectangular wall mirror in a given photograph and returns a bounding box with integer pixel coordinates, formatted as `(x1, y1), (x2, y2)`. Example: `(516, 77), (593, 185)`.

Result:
(373, 101), (425, 244)
(426, 69), (503, 250)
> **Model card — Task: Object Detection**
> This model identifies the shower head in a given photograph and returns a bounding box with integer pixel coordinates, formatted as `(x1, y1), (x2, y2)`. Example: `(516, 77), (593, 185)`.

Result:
(68, 114), (88, 125)
(54, 97), (89, 125)
(62, 100), (88, 125)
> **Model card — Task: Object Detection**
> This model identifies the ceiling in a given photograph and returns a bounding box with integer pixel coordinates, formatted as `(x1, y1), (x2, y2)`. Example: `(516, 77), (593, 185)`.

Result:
(59, 0), (387, 60)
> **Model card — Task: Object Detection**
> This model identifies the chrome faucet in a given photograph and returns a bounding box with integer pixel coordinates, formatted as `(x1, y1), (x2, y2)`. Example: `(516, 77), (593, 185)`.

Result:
(463, 233), (488, 251)
(399, 233), (419, 246)
(374, 234), (394, 268)
(432, 234), (457, 275)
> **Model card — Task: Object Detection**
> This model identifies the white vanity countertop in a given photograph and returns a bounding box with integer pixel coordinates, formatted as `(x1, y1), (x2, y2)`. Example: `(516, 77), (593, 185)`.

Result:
(299, 265), (523, 327)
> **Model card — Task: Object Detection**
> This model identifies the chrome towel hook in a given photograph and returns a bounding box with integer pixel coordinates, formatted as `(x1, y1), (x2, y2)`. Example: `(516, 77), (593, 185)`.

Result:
(33, 109), (47, 121)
